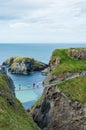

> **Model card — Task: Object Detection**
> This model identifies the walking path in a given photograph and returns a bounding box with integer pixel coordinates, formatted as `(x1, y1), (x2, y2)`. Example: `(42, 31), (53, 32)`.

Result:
(45, 71), (86, 87)
(15, 71), (86, 91)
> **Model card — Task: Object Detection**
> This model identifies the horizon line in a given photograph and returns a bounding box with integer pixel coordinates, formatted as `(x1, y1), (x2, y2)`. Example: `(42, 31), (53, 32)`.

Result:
(0, 42), (86, 44)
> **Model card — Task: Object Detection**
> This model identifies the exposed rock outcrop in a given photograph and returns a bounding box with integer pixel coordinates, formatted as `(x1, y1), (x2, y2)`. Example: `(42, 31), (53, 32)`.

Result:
(48, 48), (86, 78)
(0, 66), (7, 74)
(31, 84), (86, 130)
(67, 48), (86, 60)
(5, 74), (15, 95)
(31, 48), (86, 130)
(49, 57), (60, 69)
(41, 67), (51, 76)
(3, 57), (48, 75)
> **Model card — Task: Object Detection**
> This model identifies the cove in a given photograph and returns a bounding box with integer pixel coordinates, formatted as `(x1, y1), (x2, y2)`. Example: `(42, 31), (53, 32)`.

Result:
(8, 72), (45, 109)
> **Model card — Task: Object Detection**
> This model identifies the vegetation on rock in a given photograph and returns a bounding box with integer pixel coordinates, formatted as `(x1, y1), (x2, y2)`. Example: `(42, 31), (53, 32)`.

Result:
(3, 56), (48, 74)
(67, 48), (86, 60)
(31, 48), (86, 130)
(50, 48), (86, 77)
(0, 74), (37, 130)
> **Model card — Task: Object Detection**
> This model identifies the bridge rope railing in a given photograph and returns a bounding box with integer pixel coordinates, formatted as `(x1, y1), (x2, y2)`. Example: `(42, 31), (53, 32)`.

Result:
(15, 81), (44, 91)
(15, 71), (86, 92)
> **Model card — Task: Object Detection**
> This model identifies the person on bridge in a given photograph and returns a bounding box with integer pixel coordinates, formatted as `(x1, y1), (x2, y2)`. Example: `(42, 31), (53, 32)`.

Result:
(19, 84), (21, 90)
(33, 83), (35, 88)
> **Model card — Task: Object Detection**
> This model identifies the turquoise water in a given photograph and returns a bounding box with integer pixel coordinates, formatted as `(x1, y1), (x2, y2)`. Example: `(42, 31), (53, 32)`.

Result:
(8, 72), (45, 109)
(0, 43), (86, 109)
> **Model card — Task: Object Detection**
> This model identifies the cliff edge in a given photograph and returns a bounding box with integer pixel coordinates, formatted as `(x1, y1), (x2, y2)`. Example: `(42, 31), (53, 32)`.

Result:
(0, 74), (37, 130)
(31, 48), (86, 130)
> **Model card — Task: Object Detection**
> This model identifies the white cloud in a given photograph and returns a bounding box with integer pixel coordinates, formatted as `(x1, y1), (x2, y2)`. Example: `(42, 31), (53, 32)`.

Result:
(10, 22), (30, 29)
(0, 0), (86, 43)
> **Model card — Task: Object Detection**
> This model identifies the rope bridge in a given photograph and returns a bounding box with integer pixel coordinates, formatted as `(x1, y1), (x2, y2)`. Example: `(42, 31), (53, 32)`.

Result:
(15, 72), (86, 92)
(15, 82), (44, 91)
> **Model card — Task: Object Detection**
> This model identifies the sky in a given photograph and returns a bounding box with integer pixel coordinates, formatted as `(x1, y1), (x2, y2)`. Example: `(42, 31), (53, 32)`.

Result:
(0, 0), (86, 43)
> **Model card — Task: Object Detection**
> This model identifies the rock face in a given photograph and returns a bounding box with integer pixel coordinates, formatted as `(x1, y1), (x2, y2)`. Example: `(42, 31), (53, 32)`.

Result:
(3, 57), (48, 75)
(49, 48), (86, 70)
(6, 75), (15, 95)
(31, 84), (86, 130)
(49, 57), (60, 69)
(0, 66), (7, 74)
(31, 48), (86, 130)
(67, 48), (86, 60)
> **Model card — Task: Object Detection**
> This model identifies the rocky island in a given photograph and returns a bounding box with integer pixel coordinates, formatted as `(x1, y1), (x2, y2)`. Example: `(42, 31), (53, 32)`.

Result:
(31, 48), (86, 130)
(3, 56), (48, 75)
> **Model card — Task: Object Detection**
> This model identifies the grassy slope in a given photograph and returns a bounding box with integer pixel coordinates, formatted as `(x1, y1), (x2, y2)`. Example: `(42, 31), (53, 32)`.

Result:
(0, 74), (37, 130)
(31, 49), (86, 110)
(5, 57), (33, 63)
(58, 75), (86, 104)
(50, 49), (86, 104)
(14, 56), (33, 62)
(51, 49), (86, 76)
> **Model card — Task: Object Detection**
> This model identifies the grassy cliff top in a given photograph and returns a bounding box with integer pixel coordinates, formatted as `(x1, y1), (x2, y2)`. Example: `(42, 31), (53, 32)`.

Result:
(3, 56), (45, 66)
(58, 75), (86, 104)
(13, 56), (34, 62)
(4, 56), (34, 64)
(0, 74), (37, 130)
(51, 48), (86, 76)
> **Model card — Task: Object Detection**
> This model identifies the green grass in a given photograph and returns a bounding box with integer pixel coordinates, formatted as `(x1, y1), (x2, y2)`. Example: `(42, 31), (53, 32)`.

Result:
(58, 75), (86, 104)
(4, 56), (45, 71)
(51, 49), (86, 76)
(0, 74), (37, 130)
(14, 56), (34, 63)
(4, 56), (34, 65)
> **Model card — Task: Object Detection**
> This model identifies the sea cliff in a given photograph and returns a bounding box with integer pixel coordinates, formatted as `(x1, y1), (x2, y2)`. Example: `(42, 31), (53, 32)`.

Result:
(31, 48), (86, 130)
(0, 74), (37, 130)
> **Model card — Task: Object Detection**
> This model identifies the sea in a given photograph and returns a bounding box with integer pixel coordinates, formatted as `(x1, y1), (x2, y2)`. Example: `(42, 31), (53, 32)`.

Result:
(0, 43), (86, 109)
